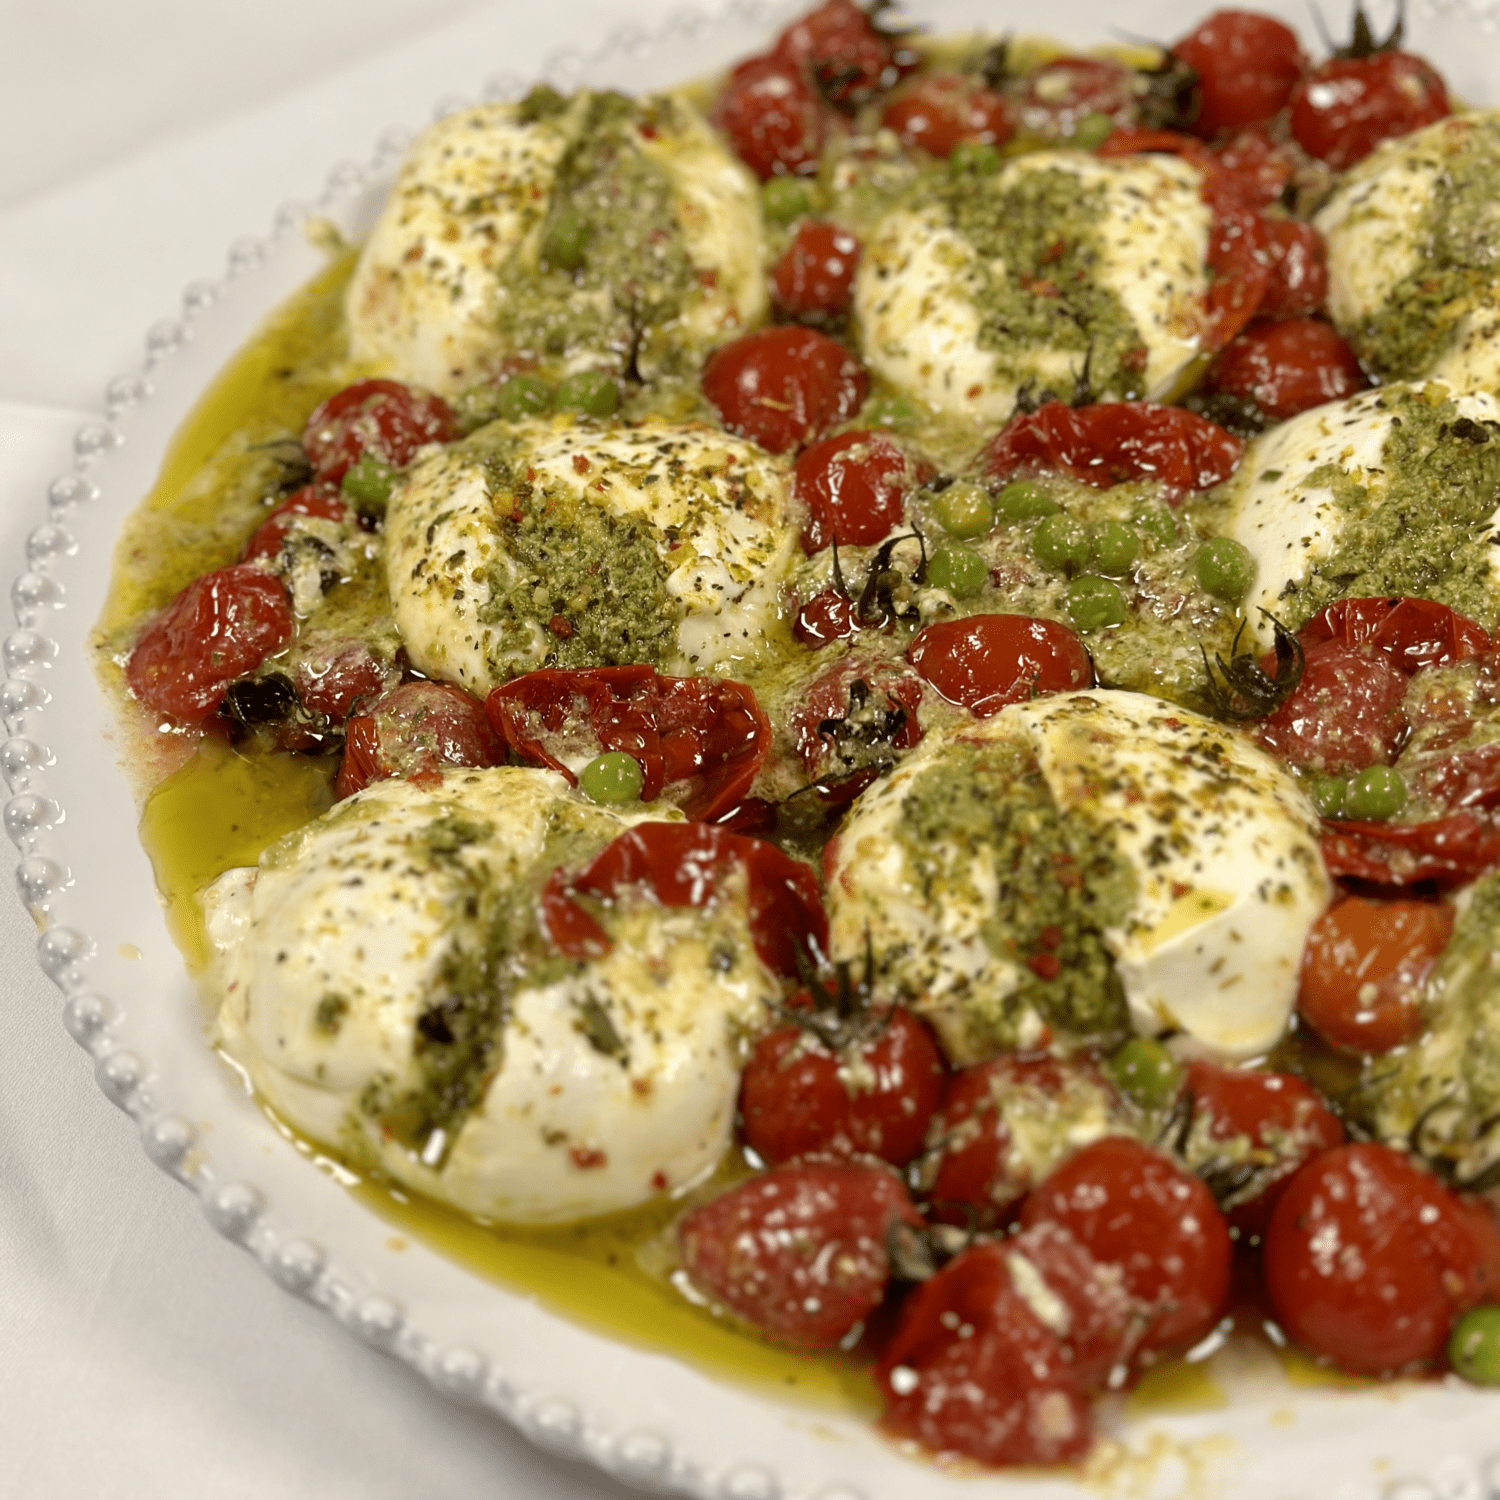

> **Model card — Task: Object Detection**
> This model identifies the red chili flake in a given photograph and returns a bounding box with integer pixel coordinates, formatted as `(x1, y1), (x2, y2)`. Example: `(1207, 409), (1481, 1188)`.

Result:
(548, 614), (574, 639)
(966, 383), (983, 399)
(570, 1146), (608, 1170)
(1170, 880), (1192, 899)
(572, 454), (592, 474)
(1039, 925), (1064, 950)
(1041, 239), (1067, 264)
(510, 508), (524, 524)
(650, 1170), (669, 1191)
(1027, 952), (1062, 980)
(1023, 278), (1061, 298)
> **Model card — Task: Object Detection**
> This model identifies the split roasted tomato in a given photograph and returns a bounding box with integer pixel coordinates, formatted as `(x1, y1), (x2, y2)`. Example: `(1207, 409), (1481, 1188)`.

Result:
(771, 220), (862, 320)
(1172, 10), (1306, 139)
(242, 484), (350, 563)
(1290, 50), (1449, 171)
(713, 53), (829, 180)
(302, 379), (461, 485)
(1322, 811), (1500, 888)
(486, 666), (769, 824)
(907, 614), (1093, 717)
(793, 429), (918, 550)
(124, 565), (295, 723)
(787, 657), (925, 780)
(336, 680), (502, 798)
(881, 72), (1014, 157)
(1204, 318), (1365, 423)
(1300, 596), (1492, 674)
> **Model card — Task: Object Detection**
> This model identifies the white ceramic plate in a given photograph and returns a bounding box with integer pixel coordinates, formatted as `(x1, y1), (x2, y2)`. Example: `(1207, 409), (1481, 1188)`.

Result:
(13, 2), (1500, 1496)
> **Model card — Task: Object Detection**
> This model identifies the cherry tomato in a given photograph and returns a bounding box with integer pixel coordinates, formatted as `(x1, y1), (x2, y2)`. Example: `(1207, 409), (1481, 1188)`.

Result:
(336, 680), (502, 798)
(1300, 596), (1492, 675)
(907, 614), (1093, 717)
(678, 1160), (921, 1347)
(1321, 809), (1500, 888)
(124, 565), (295, 723)
(981, 400), (1245, 500)
(876, 1240), (1093, 1466)
(1263, 1143), (1500, 1375)
(702, 326), (868, 454)
(540, 821), (828, 979)
(1298, 896), (1453, 1054)
(793, 429), (915, 550)
(486, 666), (769, 824)
(1410, 741), (1500, 815)
(787, 657), (924, 778)
(1214, 126), (1297, 207)
(793, 587), (860, 646)
(242, 484), (349, 563)
(772, 220), (861, 320)
(1204, 318), (1366, 423)
(1290, 52), (1449, 171)
(771, 0), (914, 110)
(1020, 1135), (1232, 1358)
(293, 636), (397, 722)
(1018, 56), (1131, 138)
(740, 1005), (946, 1167)
(1254, 640), (1409, 774)
(1258, 220), (1330, 322)
(302, 379), (461, 485)
(1172, 11), (1306, 139)
(921, 1055), (1128, 1229)
(880, 72), (1014, 157)
(713, 54), (828, 180)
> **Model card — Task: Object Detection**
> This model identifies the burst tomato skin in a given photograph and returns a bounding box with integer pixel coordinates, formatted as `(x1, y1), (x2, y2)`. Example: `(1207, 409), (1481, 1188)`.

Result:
(242, 484), (349, 562)
(1172, 10), (1307, 139)
(1263, 1143), (1500, 1375)
(907, 615), (1093, 717)
(794, 429), (913, 550)
(1019, 1135), (1232, 1359)
(1205, 318), (1366, 423)
(1298, 895), (1453, 1054)
(124, 565), (295, 723)
(881, 72), (1014, 156)
(1289, 52), (1450, 170)
(293, 638), (396, 722)
(1258, 221), (1330, 322)
(335, 680), (502, 798)
(302, 379), (461, 485)
(772, 220), (861, 320)
(702, 327), (868, 454)
(876, 1240), (1093, 1466)
(714, 53), (828, 180)
(787, 657), (925, 777)
(740, 1007), (946, 1168)
(679, 1161), (921, 1347)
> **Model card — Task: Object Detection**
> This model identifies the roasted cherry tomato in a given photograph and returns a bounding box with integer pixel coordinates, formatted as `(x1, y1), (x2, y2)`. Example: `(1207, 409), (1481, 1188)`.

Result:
(336, 680), (502, 798)
(1214, 126), (1297, 206)
(302, 379), (461, 486)
(541, 821), (828, 979)
(1258, 221), (1330, 322)
(1020, 1135), (1232, 1358)
(1018, 56), (1132, 137)
(907, 614), (1093, 717)
(486, 666), (769, 824)
(1298, 895), (1453, 1054)
(1322, 809), (1500, 888)
(1172, 10), (1306, 138)
(702, 326), (868, 454)
(1204, 318), (1366, 423)
(1300, 596), (1492, 675)
(124, 565), (295, 724)
(713, 53), (828, 180)
(1255, 640), (1409, 774)
(880, 72), (1014, 156)
(1290, 51), (1449, 170)
(1410, 741), (1500, 815)
(787, 657), (924, 780)
(876, 1239), (1093, 1466)
(793, 587), (860, 646)
(793, 429), (915, 550)
(771, 0), (914, 110)
(921, 1055), (1128, 1228)
(772, 220), (861, 320)
(740, 1004), (946, 1167)
(1263, 1143), (1500, 1375)
(293, 636), (397, 722)
(981, 400), (1245, 500)
(242, 484), (349, 563)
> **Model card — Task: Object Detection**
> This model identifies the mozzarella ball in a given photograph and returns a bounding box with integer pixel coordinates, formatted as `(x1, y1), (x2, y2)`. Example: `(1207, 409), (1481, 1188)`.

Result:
(853, 152), (1210, 440)
(1316, 111), (1500, 392)
(824, 691), (1329, 1064)
(209, 767), (777, 1224)
(385, 414), (799, 693)
(346, 90), (767, 393)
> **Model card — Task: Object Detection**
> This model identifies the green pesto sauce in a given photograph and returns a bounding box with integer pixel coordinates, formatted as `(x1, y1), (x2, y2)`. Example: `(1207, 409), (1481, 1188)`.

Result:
(1356, 116), (1500, 380)
(893, 738), (1134, 1054)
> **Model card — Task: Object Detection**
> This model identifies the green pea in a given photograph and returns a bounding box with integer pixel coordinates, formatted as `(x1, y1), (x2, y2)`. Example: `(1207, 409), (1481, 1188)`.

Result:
(1309, 775), (1350, 819)
(1132, 502), (1178, 549)
(1449, 1306), (1500, 1386)
(1343, 765), (1408, 821)
(1066, 574), (1129, 630)
(949, 141), (1001, 176)
(928, 545), (988, 599)
(555, 369), (619, 417)
(498, 374), (553, 422)
(1070, 111), (1115, 151)
(1107, 1037), (1183, 1111)
(1089, 520), (1140, 578)
(1033, 512), (1091, 571)
(929, 480), (995, 539)
(542, 207), (591, 272)
(340, 456), (396, 515)
(762, 176), (813, 224)
(1193, 537), (1256, 602)
(996, 480), (1060, 523)
(579, 751), (645, 805)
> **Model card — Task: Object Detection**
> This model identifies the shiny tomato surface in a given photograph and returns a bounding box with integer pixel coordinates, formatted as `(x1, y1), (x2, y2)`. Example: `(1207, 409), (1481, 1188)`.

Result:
(1205, 318), (1366, 422)
(1173, 9), (1306, 138)
(907, 614), (1093, 717)
(302, 379), (461, 484)
(1290, 51), (1449, 169)
(793, 429), (913, 550)
(336, 680), (501, 798)
(881, 72), (1013, 156)
(771, 220), (861, 319)
(713, 53), (828, 179)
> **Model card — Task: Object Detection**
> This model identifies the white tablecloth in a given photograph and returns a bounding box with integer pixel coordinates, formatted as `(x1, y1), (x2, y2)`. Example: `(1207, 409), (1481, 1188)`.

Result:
(0, 4), (790, 1496)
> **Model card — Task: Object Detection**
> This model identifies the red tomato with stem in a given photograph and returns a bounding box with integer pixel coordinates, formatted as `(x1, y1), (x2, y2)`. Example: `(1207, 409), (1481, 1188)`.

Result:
(907, 615), (1093, 717)
(881, 72), (1014, 157)
(1290, 52), (1449, 171)
(302, 379), (461, 485)
(1205, 318), (1366, 423)
(678, 1161), (921, 1347)
(124, 565), (295, 723)
(1258, 220), (1330, 322)
(702, 326), (867, 454)
(242, 484), (349, 562)
(1298, 896), (1453, 1054)
(1263, 1143), (1500, 1375)
(713, 53), (829, 180)
(336, 680), (502, 798)
(1172, 10), (1307, 139)
(1020, 1135), (1232, 1359)
(793, 587), (860, 646)
(793, 429), (915, 551)
(772, 221), (861, 320)
(771, 0), (914, 110)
